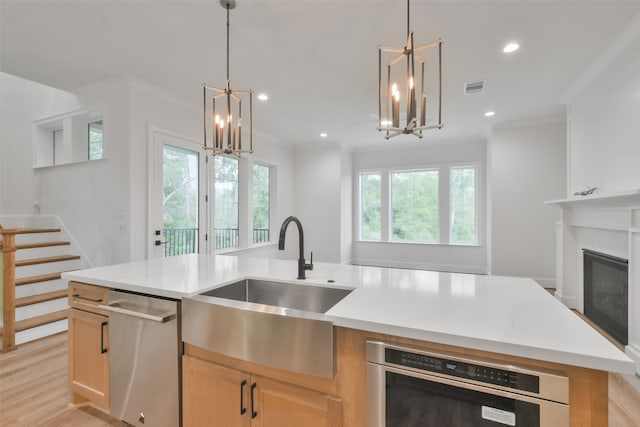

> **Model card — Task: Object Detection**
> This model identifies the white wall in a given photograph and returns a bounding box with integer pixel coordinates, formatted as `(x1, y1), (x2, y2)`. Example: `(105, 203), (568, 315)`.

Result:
(566, 24), (640, 195)
(489, 120), (566, 286)
(287, 143), (351, 262)
(0, 73), (81, 215)
(340, 148), (353, 264)
(351, 140), (487, 273)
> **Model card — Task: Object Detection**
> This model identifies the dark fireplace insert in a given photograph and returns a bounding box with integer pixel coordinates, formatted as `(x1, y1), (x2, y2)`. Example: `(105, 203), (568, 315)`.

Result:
(583, 249), (628, 345)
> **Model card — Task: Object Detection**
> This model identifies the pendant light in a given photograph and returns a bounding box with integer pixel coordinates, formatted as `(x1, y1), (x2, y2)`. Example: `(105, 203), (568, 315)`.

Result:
(378, 0), (443, 139)
(203, 0), (253, 155)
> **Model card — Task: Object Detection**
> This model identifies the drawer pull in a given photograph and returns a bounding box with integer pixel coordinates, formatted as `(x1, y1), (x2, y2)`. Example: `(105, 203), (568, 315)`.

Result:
(240, 380), (247, 415)
(100, 321), (108, 354)
(72, 293), (103, 303)
(251, 382), (257, 419)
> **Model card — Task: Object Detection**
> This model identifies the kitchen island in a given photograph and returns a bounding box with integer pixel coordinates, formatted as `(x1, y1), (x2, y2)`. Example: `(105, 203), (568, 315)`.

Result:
(63, 253), (635, 426)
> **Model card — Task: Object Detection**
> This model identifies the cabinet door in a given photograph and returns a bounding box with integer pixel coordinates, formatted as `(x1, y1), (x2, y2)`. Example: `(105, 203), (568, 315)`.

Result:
(253, 376), (342, 427)
(183, 355), (251, 427)
(68, 308), (109, 409)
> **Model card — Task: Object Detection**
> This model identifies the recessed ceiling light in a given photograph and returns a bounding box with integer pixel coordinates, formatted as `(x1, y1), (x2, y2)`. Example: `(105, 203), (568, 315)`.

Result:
(320, 133), (328, 138)
(484, 111), (495, 117)
(257, 93), (268, 101)
(503, 43), (519, 53)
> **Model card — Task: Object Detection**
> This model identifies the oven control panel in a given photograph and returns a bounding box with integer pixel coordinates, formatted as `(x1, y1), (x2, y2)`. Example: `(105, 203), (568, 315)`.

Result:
(385, 348), (540, 393)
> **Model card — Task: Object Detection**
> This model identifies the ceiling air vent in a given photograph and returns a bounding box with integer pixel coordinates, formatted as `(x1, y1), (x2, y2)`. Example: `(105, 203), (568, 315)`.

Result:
(464, 80), (485, 95)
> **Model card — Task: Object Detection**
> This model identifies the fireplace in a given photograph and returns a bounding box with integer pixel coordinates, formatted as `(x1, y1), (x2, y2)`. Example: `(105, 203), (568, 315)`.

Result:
(583, 249), (629, 345)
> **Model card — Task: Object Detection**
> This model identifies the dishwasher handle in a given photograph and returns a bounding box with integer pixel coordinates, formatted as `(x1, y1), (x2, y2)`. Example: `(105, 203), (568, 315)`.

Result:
(99, 301), (176, 323)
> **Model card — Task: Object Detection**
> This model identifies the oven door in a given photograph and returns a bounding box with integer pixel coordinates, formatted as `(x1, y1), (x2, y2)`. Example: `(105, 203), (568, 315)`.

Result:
(367, 363), (569, 427)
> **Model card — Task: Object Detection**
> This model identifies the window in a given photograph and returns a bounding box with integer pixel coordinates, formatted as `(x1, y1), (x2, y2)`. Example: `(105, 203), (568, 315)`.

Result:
(391, 169), (439, 242)
(357, 164), (479, 246)
(360, 172), (382, 240)
(214, 156), (239, 250)
(88, 121), (103, 160)
(53, 129), (63, 165)
(449, 166), (477, 244)
(252, 164), (270, 244)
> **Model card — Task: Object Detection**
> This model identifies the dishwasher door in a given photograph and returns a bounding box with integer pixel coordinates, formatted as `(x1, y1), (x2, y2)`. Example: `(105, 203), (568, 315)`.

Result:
(102, 290), (181, 427)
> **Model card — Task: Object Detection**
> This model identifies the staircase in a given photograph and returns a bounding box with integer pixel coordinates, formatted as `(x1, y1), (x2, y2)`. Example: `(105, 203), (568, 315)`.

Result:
(1, 221), (87, 351)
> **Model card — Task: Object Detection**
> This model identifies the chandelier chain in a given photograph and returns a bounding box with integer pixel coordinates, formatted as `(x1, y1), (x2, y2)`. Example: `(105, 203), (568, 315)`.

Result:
(226, 4), (230, 81)
(407, 0), (410, 39)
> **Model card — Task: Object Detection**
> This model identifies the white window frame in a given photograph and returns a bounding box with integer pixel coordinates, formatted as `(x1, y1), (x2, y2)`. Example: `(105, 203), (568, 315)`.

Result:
(356, 162), (481, 247)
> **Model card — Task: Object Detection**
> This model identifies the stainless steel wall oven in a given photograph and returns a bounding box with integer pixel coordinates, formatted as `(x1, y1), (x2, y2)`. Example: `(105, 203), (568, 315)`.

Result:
(366, 341), (569, 427)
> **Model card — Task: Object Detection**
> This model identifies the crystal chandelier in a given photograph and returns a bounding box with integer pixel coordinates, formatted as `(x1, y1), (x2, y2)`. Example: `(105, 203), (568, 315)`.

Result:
(203, 0), (253, 155)
(378, 0), (443, 139)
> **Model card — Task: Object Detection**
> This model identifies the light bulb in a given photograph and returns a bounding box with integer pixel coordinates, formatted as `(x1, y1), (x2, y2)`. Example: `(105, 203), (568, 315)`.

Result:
(392, 83), (400, 100)
(214, 115), (220, 124)
(409, 77), (414, 90)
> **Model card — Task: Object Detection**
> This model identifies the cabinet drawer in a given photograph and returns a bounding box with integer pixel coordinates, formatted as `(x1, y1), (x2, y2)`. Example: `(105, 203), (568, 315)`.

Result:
(69, 281), (110, 315)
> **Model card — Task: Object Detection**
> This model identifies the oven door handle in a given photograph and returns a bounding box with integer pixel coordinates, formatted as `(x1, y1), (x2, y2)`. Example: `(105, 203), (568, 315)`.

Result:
(99, 301), (176, 323)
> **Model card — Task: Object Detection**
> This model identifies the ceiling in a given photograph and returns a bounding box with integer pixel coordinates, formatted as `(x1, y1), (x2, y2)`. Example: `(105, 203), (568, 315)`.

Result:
(2, 0), (640, 150)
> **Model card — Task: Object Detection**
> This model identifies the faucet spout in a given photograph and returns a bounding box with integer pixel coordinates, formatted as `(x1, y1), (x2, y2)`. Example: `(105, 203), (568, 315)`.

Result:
(278, 216), (313, 279)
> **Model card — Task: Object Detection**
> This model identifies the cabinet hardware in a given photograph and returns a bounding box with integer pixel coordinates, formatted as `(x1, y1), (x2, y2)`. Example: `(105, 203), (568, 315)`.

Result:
(98, 301), (176, 323)
(240, 380), (247, 415)
(72, 293), (103, 303)
(100, 321), (108, 354)
(251, 382), (257, 419)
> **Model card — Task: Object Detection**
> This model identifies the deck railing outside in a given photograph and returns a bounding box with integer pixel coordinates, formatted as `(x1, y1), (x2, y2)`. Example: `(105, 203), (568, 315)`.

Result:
(164, 228), (270, 254)
(163, 228), (198, 257)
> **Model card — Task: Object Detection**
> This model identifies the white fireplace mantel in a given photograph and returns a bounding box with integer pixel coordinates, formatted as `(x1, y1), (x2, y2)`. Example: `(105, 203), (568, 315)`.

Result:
(546, 189), (640, 374)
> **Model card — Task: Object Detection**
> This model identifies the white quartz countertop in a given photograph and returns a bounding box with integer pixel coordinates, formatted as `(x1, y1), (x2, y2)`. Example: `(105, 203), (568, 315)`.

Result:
(62, 253), (635, 374)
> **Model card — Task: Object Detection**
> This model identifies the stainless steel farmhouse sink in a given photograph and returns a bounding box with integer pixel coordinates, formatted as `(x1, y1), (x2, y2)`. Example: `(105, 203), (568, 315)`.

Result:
(182, 279), (354, 378)
(200, 278), (353, 313)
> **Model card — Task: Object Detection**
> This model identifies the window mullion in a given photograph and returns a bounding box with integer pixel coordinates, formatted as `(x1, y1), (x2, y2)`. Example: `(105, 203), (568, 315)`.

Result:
(440, 167), (450, 244)
(381, 170), (390, 242)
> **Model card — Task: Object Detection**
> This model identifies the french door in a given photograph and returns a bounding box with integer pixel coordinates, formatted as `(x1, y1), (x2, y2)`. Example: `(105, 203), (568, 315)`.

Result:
(149, 128), (206, 258)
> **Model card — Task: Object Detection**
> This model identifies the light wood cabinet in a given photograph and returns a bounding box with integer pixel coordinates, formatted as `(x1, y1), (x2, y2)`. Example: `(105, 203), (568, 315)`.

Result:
(68, 282), (109, 410)
(183, 355), (342, 427)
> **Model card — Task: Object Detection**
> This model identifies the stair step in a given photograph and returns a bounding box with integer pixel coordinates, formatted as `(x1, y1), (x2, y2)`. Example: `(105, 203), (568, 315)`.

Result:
(15, 254), (80, 267)
(15, 227), (61, 234)
(16, 290), (68, 308)
(15, 273), (62, 286)
(0, 227), (61, 234)
(15, 241), (70, 250)
(0, 310), (68, 335)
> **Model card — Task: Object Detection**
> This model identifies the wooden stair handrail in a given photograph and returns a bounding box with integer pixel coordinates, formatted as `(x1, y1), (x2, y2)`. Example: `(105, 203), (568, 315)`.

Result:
(1, 226), (18, 351)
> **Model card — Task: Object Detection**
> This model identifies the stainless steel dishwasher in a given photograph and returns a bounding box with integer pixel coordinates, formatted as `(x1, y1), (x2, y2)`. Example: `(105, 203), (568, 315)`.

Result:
(99, 290), (181, 427)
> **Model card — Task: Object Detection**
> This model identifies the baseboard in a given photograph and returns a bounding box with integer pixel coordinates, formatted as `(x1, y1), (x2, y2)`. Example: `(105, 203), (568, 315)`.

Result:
(350, 258), (487, 275)
(534, 278), (555, 288)
(626, 344), (640, 376)
(554, 289), (578, 309)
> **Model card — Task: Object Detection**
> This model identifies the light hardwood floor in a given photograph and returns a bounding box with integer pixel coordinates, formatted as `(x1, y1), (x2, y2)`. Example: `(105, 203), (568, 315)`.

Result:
(1, 332), (640, 426)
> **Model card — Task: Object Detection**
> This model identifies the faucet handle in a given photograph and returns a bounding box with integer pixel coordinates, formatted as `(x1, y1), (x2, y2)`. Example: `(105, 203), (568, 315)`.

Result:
(305, 251), (314, 271)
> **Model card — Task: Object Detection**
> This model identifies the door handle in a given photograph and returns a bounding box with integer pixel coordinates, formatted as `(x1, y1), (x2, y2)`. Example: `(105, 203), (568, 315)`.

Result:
(100, 321), (108, 354)
(240, 380), (247, 415)
(154, 240), (167, 246)
(250, 382), (257, 419)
